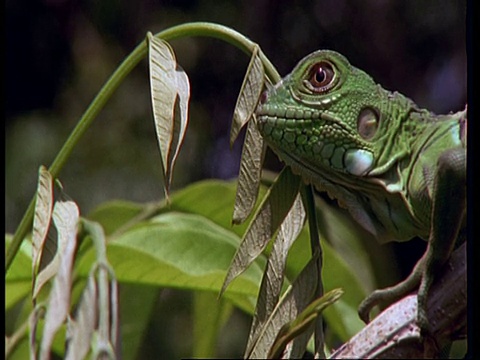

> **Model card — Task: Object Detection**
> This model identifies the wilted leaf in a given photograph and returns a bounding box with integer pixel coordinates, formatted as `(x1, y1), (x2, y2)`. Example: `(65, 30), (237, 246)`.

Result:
(245, 193), (305, 355)
(267, 288), (343, 359)
(32, 166), (55, 299)
(232, 118), (266, 225)
(39, 200), (79, 360)
(148, 32), (190, 197)
(221, 167), (301, 296)
(65, 276), (98, 360)
(230, 44), (264, 147)
(246, 252), (321, 358)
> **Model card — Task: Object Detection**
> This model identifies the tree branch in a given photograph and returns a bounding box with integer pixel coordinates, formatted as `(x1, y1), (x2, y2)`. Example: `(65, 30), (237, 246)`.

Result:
(330, 242), (466, 359)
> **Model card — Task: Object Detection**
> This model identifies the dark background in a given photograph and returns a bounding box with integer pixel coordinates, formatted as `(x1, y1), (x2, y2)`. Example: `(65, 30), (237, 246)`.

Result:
(6, 0), (468, 231)
(5, 1), (469, 357)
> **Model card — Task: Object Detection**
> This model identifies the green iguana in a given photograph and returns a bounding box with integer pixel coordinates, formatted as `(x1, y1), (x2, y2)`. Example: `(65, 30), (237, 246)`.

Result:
(254, 50), (466, 340)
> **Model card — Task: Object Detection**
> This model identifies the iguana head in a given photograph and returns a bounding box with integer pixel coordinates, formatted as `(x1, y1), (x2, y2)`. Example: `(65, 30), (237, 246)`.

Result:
(256, 50), (394, 177)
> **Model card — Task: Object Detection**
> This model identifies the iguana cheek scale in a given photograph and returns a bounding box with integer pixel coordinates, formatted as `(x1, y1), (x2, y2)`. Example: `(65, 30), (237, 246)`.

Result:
(255, 49), (466, 338)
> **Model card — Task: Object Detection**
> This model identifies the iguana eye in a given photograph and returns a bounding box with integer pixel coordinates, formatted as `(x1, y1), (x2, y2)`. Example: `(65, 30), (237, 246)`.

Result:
(308, 61), (336, 92)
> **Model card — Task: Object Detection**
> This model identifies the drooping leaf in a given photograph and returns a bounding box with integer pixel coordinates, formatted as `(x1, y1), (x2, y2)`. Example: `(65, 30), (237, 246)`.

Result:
(221, 167), (301, 296)
(39, 200), (79, 360)
(148, 32), (191, 197)
(65, 276), (98, 360)
(230, 44), (264, 147)
(80, 218), (120, 358)
(245, 193), (305, 356)
(232, 118), (266, 225)
(267, 288), (343, 359)
(246, 252), (321, 359)
(31, 166), (55, 299)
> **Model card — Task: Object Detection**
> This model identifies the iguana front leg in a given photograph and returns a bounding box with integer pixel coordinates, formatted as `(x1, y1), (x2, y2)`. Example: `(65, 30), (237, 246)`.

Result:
(359, 147), (466, 337)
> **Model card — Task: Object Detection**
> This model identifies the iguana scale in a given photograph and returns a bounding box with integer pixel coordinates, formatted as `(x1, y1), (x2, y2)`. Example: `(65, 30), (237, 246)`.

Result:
(254, 50), (466, 341)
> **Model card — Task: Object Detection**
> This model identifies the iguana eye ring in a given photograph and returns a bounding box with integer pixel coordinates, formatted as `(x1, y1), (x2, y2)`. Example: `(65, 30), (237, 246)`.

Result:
(307, 61), (336, 93)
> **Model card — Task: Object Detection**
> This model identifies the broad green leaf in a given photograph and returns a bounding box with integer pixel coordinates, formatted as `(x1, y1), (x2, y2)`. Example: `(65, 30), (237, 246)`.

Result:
(245, 193), (305, 354)
(221, 167), (301, 296)
(86, 200), (146, 236)
(232, 119), (266, 225)
(5, 234), (32, 310)
(230, 44), (264, 146)
(76, 212), (264, 314)
(39, 200), (79, 360)
(268, 288), (343, 359)
(32, 166), (57, 300)
(169, 179), (267, 238)
(148, 33), (191, 197)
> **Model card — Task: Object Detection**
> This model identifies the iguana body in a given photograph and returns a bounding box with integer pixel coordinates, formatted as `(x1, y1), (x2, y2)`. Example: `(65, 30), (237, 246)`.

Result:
(254, 50), (466, 338)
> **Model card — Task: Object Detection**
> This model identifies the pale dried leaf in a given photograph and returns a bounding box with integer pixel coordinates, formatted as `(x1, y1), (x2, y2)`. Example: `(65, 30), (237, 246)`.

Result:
(245, 193), (306, 356)
(148, 33), (191, 196)
(221, 167), (301, 296)
(32, 166), (54, 296)
(39, 200), (79, 360)
(230, 44), (264, 147)
(29, 306), (46, 360)
(165, 68), (190, 187)
(247, 252), (321, 359)
(65, 276), (98, 360)
(232, 118), (266, 224)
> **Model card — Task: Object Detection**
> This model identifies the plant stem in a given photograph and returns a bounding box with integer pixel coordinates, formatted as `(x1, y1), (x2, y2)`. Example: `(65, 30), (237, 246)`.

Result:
(6, 22), (280, 273)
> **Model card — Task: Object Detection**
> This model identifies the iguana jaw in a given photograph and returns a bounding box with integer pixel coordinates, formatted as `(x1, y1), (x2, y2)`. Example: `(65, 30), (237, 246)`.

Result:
(255, 106), (374, 177)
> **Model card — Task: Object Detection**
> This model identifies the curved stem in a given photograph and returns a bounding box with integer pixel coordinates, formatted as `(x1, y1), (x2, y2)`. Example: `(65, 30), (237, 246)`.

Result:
(6, 22), (281, 273)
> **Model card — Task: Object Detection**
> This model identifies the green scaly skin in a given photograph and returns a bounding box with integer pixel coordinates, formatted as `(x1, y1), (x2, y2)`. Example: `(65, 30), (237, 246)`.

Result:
(255, 50), (466, 343)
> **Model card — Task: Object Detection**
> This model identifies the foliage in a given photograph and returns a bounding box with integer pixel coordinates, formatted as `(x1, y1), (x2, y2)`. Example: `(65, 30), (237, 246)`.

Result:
(6, 21), (440, 359)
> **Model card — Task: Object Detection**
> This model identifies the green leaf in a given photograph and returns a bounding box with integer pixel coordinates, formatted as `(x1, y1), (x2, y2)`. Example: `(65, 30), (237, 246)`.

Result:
(76, 212), (264, 314)
(148, 33), (191, 197)
(169, 179), (266, 238)
(193, 291), (233, 358)
(116, 284), (159, 360)
(221, 167), (301, 296)
(86, 200), (145, 236)
(5, 234), (32, 310)
(232, 119), (266, 225)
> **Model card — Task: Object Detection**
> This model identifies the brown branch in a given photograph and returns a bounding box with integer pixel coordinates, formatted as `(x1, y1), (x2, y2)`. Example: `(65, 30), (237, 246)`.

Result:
(329, 242), (466, 359)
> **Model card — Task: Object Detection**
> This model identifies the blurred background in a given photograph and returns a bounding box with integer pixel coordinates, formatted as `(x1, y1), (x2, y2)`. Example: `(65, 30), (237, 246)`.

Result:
(6, 0), (468, 358)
